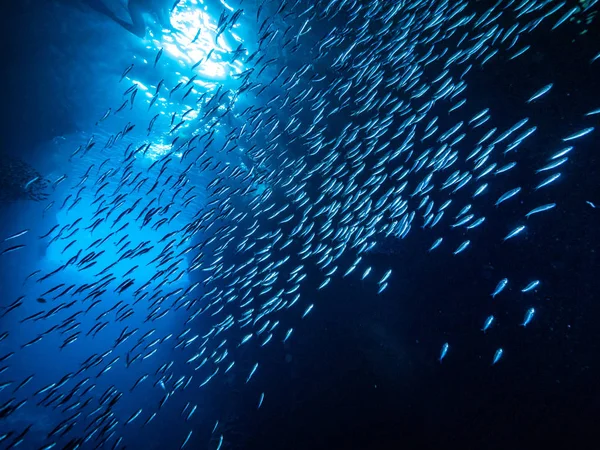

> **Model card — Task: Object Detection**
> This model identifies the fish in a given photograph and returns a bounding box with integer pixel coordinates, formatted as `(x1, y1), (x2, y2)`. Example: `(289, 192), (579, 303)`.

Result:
(495, 162), (517, 175)
(379, 269), (392, 285)
(215, 435), (224, 450)
(536, 157), (568, 173)
(439, 342), (449, 363)
(246, 363), (258, 383)
(521, 280), (541, 293)
(154, 48), (164, 67)
(257, 392), (265, 409)
(525, 204), (556, 218)
(0, 245), (25, 255)
(96, 108), (111, 125)
(550, 147), (573, 160)
(521, 308), (535, 327)
(429, 238), (443, 252)
(453, 240), (470, 255)
(481, 315), (495, 333)
(186, 404), (197, 421)
(584, 108), (600, 116)
(23, 177), (39, 190)
(181, 430), (192, 449)
(495, 187), (521, 206)
(562, 127), (594, 142)
(302, 304), (314, 319)
(492, 348), (504, 365)
(503, 225), (526, 241)
(491, 278), (508, 298)
(552, 6), (579, 30)
(509, 45), (530, 60)
(535, 173), (561, 190)
(526, 83), (553, 103)
(125, 408), (143, 425)
(120, 64), (134, 81)
(3, 229), (29, 242)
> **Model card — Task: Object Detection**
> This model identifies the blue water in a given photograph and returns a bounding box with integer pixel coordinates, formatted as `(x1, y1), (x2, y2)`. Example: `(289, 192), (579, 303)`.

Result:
(1, 0), (600, 449)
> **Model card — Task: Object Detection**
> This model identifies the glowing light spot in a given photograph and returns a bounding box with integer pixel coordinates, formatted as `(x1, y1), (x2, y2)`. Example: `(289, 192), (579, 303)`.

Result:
(132, 80), (149, 91)
(183, 110), (199, 120)
(152, 0), (246, 81)
(145, 142), (180, 162)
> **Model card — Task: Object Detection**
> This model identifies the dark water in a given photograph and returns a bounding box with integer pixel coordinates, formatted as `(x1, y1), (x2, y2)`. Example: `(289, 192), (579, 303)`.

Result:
(1, 0), (599, 449)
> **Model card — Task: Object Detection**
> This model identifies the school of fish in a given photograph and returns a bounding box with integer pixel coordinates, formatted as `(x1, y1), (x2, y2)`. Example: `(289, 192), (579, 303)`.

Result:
(1, 0), (598, 448)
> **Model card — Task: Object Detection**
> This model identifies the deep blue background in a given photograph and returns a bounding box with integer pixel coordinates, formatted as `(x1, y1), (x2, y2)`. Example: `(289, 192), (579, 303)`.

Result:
(1, 1), (599, 449)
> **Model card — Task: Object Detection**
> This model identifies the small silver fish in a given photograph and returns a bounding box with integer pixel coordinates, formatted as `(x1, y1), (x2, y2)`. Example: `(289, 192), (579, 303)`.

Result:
(521, 280), (540, 293)
(521, 308), (535, 327)
(492, 348), (503, 365)
(491, 278), (508, 298)
(563, 127), (594, 142)
(535, 173), (561, 190)
(503, 225), (526, 241)
(453, 240), (470, 255)
(495, 187), (521, 206)
(481, 315), (495, 333)
(257, 392), (265, 409)
(3, 229), (29, 242)
(526, 83), (553, 103)
(439, 342), (449, 363)
(525, 204), (556, 218)
(23, 176), (39, 190)
(361, 267), (371, 280)
(154, 48), (164, 67)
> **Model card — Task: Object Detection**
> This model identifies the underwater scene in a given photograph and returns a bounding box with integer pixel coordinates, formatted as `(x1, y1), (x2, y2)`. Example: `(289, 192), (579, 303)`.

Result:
(1, 0), (599, 449)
